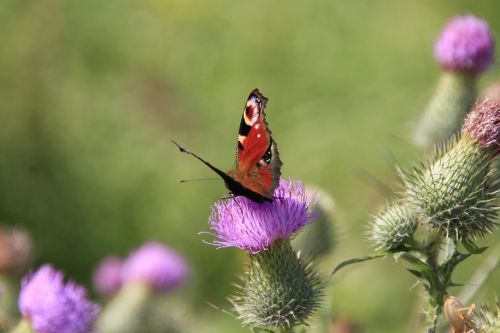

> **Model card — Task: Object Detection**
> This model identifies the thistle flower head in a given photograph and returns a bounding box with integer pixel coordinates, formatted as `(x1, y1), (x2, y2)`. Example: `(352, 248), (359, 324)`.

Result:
(208, 179), (318, 253)
(121, 242), (190, 292)
(0, 226), (32, 273)
(434, 15), (494, 74)
(92, 256), (123, 298)
(462, 99), (500, 155)
(19, 264), (100, 333)
(370, 202), (418, 251)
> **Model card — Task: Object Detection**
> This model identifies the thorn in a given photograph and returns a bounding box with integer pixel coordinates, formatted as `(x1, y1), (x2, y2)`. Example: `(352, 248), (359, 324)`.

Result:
(171, 140), (189, 153)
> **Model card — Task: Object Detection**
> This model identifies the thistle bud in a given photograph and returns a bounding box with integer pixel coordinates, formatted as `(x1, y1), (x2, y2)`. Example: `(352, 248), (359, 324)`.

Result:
(407, 100), (500, 239)
(369, 202), (418, 252)
(293, 186), (336, 258)
(414, 15), (494, 148)
(208, 179), (323, 330)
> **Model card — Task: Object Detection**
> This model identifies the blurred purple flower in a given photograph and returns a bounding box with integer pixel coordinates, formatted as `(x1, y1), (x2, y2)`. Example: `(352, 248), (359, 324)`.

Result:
(92, 256), (123, 297)
(208, 178), (318, 253)
(434, 15), (494, 74)
(19, 264), (100, 333)
(121, 242), (190, 292)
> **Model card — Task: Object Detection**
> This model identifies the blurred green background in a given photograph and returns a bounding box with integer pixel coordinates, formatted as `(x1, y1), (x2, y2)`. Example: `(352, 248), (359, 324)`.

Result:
(1, 0), (499, 332)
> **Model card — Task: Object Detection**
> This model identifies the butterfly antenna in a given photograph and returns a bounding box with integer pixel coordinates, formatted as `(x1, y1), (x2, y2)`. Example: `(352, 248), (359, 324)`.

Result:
(171, 140), (228, 179)
(178, 177), (219, 183)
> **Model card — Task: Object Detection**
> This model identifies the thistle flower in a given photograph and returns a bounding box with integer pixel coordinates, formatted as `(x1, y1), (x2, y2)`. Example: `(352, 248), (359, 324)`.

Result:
(369, 202), (418, 252)
(209, 179), (322, 330)
(121, 242), (190, 292)
(208, 179), (318, 253)
(407, 100), (500, 239)
(434, 15), (494, 75)
(18, 265), (99, 333)
(97, 242), (190, 333)
(414, 15), (494, 148)
(92, 256), (123, 298)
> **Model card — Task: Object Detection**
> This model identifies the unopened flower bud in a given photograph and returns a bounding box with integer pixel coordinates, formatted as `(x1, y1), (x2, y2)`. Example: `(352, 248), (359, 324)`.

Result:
(408, 101), (500, 239)
(370, 202), (418, 251)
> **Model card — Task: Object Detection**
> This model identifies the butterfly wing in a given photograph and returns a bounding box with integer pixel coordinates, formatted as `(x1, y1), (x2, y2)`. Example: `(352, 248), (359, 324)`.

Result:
(230, 89), (282, 200)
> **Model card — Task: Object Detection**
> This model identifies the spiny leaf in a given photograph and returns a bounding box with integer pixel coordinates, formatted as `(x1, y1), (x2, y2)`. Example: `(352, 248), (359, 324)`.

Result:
(462, 238), (489, 254)
(331, 252), (390, 276)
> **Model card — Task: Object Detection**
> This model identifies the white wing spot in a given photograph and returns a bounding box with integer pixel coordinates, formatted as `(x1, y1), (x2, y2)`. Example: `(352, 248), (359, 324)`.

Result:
(257, 134), (261, 138)
(255, 124), (260, 129)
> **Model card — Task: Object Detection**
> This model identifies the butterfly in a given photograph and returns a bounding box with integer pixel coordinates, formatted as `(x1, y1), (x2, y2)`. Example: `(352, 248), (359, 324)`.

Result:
(172, 89), (282, 203)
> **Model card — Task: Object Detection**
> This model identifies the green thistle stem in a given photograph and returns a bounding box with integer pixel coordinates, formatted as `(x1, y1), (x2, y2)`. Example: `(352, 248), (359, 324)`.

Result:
(96, 282), (151, 333)
(424, 233), (444, 333)
(9, 319), (34, 333)
(415, 71), (476, 148)
(0, 274), (20, 320)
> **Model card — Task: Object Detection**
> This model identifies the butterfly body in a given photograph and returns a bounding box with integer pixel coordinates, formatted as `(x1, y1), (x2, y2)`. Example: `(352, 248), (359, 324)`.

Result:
(173, 89), (282, 203)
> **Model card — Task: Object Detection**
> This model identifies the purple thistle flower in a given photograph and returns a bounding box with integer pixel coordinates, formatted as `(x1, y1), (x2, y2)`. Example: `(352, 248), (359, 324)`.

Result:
(434, 15), (494, 74)
(208, 178), (319, 253)
(19, 264), (100, 333)
(121, 242), (190, 292)
(92, 256), (123, 298)
(462, 99), (500, 154)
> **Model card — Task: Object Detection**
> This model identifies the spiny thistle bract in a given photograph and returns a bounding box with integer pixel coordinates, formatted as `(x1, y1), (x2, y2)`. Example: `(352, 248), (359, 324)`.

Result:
(369, 201), (418, 252)
(414, 15), (495, 148)
(208, 179), (323, 330)
(233, 240), (322, 329)
(407, 100), (500, 240)
(478, 300), (500, 333)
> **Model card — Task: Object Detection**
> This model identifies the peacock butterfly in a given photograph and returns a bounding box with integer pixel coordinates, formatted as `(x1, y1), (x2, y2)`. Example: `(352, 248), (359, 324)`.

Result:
(172, 89), (282, 203)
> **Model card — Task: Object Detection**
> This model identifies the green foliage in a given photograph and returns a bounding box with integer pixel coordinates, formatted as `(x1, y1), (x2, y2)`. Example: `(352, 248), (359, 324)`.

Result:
(233, 241), (322, 330)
